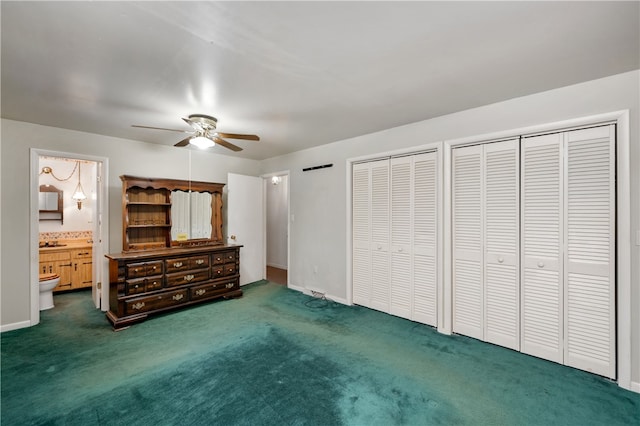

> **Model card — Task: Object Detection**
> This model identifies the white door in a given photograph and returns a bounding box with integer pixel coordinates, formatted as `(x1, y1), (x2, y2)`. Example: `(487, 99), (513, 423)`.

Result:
(369, 160), (391, 313)
(390, 156), (412, 319)
(92, 161), (105, 309)
(563, 125), (616, 378)
(452, 141), (519, 348)
(227, 173), (265, 285)
(411, 152), (438, 326)
(521, 133), (564, 363)
(484, 140), (520, 350)
(452, 145), (483, 340)
(352, 162), (372, 306)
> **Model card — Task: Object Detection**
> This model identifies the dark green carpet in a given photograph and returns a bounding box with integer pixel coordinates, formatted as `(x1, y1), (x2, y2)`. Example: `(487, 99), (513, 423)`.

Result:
(2, 282), (638, 425)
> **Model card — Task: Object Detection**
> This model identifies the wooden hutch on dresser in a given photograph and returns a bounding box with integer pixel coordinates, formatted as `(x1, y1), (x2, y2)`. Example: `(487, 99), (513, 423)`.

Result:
(106, 175), (242, 329)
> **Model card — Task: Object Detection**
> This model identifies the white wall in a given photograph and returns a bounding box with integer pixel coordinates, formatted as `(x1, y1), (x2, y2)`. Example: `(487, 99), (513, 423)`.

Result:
(266, 175), (288, 269)
(0, 120), (261, 328)
(260, 70), (640, 387)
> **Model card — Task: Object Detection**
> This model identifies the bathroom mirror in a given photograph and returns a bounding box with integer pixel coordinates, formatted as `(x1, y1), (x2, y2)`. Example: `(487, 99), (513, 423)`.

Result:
(39, 185), (63, 223)
(170, 190), (213, 241)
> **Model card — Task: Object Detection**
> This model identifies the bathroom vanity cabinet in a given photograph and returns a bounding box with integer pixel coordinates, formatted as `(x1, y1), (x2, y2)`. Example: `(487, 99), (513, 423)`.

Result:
(39, 245), (93, 292)
(106, 175), (242, 329)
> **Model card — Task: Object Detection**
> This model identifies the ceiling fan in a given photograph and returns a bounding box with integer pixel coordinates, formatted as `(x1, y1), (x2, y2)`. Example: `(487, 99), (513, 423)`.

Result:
(132, 114), (259, 152)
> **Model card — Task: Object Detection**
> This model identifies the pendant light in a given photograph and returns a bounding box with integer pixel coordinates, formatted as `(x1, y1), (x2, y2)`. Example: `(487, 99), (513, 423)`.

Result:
(72, 161), (87, 209)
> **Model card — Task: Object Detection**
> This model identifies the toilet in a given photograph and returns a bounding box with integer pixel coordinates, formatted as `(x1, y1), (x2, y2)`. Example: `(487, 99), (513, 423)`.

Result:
(38, 273), (60, 310)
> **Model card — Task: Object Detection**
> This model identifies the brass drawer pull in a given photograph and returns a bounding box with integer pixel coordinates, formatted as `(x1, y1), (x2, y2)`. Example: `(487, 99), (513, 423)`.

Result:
(183, 274), (194, 282)
(132, 302), (145, 310)
(172, 294), (184, 301)
(173, 262), (183, 268)
(226, 283), (234, 289)
(195, 289), (206, 296)
(195, 259), (205, 265)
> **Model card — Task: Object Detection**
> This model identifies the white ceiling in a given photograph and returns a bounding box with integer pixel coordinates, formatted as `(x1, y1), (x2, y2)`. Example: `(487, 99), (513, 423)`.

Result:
(2, 1), (638, 160)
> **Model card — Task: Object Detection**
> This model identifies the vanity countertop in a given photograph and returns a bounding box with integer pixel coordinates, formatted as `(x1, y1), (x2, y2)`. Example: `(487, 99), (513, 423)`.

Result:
(39, 240), (93, 251)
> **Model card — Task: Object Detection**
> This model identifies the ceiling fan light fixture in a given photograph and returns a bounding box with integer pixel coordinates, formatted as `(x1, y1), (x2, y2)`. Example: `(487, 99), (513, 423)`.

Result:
(190, 136), (215, 149)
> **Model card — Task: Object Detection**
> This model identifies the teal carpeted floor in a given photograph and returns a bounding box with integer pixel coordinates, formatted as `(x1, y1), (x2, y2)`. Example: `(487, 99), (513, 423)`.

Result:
(2, 281), (638, 425)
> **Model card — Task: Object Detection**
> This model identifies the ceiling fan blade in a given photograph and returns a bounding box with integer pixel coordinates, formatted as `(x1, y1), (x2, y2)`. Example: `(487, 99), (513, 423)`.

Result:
(212, 136), (243, 152)
(132, 124), (191, 133)
(216, 132), (260, 141)
(174, 136), (192, 147)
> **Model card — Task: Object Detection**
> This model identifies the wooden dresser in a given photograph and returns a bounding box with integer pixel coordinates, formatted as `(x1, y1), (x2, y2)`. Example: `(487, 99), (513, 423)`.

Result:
(106, 245), (242, 329)
(106, 175), (241, 329)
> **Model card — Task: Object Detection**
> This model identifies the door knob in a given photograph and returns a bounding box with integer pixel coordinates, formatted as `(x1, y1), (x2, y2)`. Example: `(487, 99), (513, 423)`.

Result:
(498, 257), (504, 263)
(537, 262), (544, 268)
(230, 235), (237, 241)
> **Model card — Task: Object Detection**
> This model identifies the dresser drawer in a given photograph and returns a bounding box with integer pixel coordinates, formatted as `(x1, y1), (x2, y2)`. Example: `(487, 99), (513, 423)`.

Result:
(165, 269), (210, 287)
(127, 261), (163, 278)
(212, 252), (227, 265)
(126, 278), (147, 295)
(125, 289), (189, 315)
(71, 249), (92, 259)
(126, 276), (164, 295)
(190, 279), (238, 301)
(224, 251), (237, 263)
(212, 265), (225, 279)
(165, 255), (209, 272)
(224, 263), (237, 276)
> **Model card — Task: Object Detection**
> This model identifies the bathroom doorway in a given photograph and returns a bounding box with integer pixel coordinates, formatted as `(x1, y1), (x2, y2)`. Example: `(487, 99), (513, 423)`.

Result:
(265, 172), (289, 286)
(30, 149), (109, 325)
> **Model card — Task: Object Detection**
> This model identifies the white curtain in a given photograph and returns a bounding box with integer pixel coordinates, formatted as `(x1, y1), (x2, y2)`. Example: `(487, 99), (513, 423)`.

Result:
(171, 190), (212, 240)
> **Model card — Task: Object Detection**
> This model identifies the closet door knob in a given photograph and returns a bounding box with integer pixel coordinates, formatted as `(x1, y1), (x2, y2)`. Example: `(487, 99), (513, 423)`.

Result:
(398, 247), (403, 252)
(498, 257), (504, 263)
(537, 262), (544, 268)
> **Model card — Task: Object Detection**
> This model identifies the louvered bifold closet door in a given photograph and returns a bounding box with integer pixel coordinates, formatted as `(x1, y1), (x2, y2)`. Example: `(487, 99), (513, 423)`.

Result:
(564, 125), (615, 379)
(452, 145), (483, 340)
(521, 133), (563, 363)
(390, 156), (412, 319)
(352, 162), (372, 306)
(370, 160), (391, 312)
(484, 140), (520, 350)
(412, 152), (438, 326)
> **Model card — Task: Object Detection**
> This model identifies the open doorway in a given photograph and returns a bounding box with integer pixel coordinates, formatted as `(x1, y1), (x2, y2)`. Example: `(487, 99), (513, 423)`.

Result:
(265, 173), (289, 286)
(30, 149), (109, 326)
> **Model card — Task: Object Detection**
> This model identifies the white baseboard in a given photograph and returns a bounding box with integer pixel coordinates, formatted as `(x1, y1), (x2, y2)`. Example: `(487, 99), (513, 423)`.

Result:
(630, 380), (640, 394)
(287, 283), (348, 305)
(267, 262), (288, 270)
(1, 320), (32, 333)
